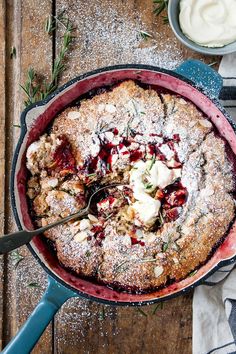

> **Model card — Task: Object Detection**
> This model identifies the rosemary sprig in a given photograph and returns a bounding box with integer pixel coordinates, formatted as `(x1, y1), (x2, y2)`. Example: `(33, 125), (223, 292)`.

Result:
(19, 68), (40, 107)
(140, 30), (153, 41)
(153, 0), (169, 23)
(20, 13), (74, 107)
(50, 20), (74, 90)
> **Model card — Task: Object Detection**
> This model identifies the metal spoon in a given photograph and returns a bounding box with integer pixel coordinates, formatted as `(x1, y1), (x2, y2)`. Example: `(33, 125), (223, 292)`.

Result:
(0, 184), (118, 255)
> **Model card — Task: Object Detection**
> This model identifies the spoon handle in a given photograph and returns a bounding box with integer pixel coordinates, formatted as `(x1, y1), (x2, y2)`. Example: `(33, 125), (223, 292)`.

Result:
(0, 207), (89, 255)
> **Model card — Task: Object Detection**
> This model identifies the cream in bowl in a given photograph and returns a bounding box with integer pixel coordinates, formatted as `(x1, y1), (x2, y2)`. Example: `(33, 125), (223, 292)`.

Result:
(179, 0), (236, 48)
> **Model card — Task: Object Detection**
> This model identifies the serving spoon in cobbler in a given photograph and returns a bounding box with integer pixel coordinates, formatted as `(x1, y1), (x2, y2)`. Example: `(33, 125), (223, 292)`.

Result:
(0, 184), (120, 255)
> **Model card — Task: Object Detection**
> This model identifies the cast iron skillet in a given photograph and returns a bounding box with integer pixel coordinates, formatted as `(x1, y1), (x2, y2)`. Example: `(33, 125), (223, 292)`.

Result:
(3, 60), (236, 353)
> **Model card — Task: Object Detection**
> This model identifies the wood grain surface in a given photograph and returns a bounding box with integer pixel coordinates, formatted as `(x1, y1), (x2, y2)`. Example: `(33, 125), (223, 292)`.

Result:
(0, 0), (220, 353)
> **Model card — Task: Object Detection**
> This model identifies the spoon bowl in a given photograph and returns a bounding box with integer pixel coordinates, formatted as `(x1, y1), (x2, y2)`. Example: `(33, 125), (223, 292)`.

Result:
(0, 183), (121, 255)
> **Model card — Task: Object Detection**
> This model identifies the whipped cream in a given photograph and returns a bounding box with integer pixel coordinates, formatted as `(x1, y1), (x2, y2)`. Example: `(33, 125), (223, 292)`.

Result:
(129, 160), (181, 226)
(179, 0), (236, 47)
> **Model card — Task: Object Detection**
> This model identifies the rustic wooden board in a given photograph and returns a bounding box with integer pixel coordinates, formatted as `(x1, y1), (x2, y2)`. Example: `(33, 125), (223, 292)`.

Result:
(0, 0), (6, 350)
(54, 293), (192, 354)
(0, 0), (221, 353)
(2, 0), (53, 353)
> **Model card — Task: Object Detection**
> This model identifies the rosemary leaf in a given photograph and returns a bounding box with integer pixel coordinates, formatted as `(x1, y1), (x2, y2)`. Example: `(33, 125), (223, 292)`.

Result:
(10, 46), (16, 59)
(162, 15), (169, 24)
(149, 154), (156, 170)
(87, 173), (97, 178)
(19, 84), (32, 100)
(159, 211), (164, 225)
(27, 282), (41, 288)
(152, 302), (164, 315)
(105, 212), (113, 221)
(144, 182), (153, 190)
(131, 99), (138, 115)
(138, 258), (156, 264)
(13, 124), (21, 128)
(188, 270), (197, 277)
(28, 67), (36, 82)
(137, 307), (148, 317)
(208, 61), (218, 67)
(98, 307), (105, 321)
(140, 30), (153, 41)
(85, 250), (91, 257)
(45, 16), (56, 34)
(11, 250), (24, 268)
(114, 260), (129, 274)
(162, 242), (169, 252)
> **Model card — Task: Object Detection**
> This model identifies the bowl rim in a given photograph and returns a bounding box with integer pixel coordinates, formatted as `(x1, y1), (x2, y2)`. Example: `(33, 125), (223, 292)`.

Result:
(168, 0), (236, 56)
(10, 63), (236, 306)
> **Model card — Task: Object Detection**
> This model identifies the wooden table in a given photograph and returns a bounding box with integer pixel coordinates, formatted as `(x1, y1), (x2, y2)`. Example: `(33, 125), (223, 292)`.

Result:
(0, 1), (220, 353)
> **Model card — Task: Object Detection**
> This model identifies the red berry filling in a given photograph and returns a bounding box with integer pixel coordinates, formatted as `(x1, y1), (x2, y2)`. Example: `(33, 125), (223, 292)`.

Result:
(50, 135), (76, 175)
(165, 189), (187, 207)
(158, 182), (188, 222)
(131, 237), (145, 246)
(79, 130), (182, 181)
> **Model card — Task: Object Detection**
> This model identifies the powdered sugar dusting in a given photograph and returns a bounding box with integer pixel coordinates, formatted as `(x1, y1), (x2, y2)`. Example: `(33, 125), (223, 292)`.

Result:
(57, 0), (183, 81)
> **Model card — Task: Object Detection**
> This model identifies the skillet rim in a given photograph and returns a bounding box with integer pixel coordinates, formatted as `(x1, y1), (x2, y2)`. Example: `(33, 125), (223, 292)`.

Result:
(10, 63), (236, 306)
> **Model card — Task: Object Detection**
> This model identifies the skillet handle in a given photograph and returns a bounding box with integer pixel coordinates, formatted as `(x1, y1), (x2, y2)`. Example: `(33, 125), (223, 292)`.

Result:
(2, 276), (76, 354)
(175, 59), (223, 99)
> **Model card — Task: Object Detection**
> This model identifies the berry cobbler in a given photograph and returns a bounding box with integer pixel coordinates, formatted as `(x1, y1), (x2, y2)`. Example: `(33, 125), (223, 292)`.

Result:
(26, 80), (235, 292)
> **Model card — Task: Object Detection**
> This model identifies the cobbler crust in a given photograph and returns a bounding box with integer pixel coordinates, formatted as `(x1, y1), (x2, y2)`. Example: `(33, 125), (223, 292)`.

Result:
(26, 81), (235, 292)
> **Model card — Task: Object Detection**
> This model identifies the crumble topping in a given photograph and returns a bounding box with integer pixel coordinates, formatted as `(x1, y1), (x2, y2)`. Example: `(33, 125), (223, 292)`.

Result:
(26, 80), (235, 292)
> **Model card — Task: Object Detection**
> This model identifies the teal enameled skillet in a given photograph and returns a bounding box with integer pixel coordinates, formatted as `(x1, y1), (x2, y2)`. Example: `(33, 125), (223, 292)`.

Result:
(3, 60), (236, 353)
